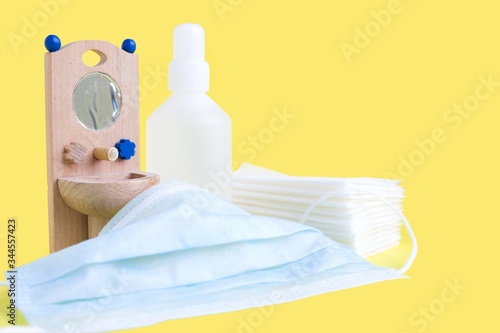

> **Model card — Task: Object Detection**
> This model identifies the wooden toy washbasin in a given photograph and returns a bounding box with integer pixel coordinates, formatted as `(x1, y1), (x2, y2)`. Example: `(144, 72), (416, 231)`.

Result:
(58, 171), (159, 237)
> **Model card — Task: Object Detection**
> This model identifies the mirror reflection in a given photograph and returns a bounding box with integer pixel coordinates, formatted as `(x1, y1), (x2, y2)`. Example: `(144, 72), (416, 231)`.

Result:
(72, 72), (121, 131)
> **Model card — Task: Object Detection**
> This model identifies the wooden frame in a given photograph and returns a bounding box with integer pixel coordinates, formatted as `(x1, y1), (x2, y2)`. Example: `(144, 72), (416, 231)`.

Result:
(45, 40), (140, 252)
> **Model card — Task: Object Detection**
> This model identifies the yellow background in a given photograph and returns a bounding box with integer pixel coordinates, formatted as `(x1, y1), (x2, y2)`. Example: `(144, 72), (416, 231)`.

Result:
(0, 0), (498, 331)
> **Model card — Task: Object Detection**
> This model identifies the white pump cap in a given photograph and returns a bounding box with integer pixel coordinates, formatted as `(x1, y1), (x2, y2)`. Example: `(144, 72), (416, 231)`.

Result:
(168, 23), (210, 92)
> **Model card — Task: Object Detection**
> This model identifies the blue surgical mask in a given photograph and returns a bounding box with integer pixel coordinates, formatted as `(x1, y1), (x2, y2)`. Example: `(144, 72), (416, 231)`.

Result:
(7, 182), (408, 333)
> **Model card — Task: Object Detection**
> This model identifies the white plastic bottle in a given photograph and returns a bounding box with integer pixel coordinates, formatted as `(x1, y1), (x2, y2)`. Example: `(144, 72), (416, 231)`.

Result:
(146, 24), (232, 199)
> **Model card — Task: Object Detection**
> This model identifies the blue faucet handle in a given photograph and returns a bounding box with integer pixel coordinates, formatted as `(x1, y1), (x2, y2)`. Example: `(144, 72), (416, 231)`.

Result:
(115, 139), (136, 160)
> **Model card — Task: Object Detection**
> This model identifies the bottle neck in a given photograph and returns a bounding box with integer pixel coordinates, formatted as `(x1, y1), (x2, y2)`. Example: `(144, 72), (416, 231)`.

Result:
(168, 61), (210, 92)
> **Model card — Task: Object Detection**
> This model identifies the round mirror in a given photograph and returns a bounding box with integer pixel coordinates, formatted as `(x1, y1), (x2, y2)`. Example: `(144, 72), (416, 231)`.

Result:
(72, 72), (122, 131)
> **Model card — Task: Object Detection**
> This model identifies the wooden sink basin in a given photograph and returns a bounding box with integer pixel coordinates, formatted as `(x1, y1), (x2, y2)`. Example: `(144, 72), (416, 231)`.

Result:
(58, 171), (160, 218)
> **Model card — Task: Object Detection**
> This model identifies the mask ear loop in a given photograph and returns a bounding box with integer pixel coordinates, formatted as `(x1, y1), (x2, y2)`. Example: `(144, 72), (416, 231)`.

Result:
(300, 186), (417, 275)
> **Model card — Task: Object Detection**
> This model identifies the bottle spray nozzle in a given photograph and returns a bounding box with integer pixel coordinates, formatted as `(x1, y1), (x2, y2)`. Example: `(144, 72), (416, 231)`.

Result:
(169, 23), (210, 92)
(173, 24), (205, 62)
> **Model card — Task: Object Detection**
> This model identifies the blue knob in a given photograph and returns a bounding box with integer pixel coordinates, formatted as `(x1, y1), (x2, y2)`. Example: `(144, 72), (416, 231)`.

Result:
(122, 39), (136, 54)
(45, 35), (61, 52)
(115, 139), (136, 160)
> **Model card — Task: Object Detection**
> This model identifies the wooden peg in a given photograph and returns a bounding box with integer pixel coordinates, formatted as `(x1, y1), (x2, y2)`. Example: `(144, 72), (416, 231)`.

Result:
(93, 147), (119, 161)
